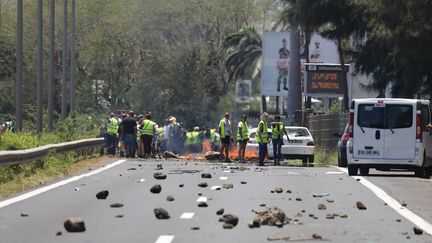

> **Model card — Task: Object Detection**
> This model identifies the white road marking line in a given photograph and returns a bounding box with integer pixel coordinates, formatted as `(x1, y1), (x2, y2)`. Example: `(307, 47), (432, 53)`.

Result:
(210, 186), (221, 190)
(180, 212), (195, 219)
(336, 167), (432, 235)
(222, 170), (231, 173)
(155, 235), (174, 243)
(219, 176), (228, 180)
(0, 159), (127, 209)
(196, 197), (207, 202)
(326, 171), (344, 175)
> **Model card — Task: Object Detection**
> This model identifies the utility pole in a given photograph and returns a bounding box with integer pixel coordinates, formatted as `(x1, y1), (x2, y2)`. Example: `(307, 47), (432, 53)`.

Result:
(48, 0), (55, 131)
(70, 0), (76, 112)
(61, 0), (68, 119)
(287, 24), (301, 123)
(36, 0), (43, 133)
(16, 0), (23, 131)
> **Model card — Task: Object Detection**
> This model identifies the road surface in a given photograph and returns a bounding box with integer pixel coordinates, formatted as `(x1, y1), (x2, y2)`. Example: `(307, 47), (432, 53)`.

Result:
(0, 159), (431, 242)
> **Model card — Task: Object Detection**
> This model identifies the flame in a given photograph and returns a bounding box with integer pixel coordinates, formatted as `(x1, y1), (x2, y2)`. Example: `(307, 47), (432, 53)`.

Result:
(244, 149), (259, 159)
(202, 139), (212, 153)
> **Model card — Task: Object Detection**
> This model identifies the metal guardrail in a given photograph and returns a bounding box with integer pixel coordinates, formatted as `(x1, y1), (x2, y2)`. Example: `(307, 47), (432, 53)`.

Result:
(0, 138), (104, 165)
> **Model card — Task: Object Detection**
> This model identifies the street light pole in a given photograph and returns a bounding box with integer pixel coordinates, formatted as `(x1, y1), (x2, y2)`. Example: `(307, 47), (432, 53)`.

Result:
(61, 0), (68, 119)
(70, 0), (76, 112)
(16, 0), (23, 131)
(48, 0), (55, 131)
(36, 0), (43, 133)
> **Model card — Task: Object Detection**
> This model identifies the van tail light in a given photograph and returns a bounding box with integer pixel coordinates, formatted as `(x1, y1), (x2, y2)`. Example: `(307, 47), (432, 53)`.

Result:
(307, 141), (315, 146)
(342, 134), (350, 143)
(349, 112), (354, 138)
(416, 114), (422, 141)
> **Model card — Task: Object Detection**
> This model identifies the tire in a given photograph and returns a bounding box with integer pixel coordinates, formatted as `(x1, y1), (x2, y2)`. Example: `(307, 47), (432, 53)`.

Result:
(302, 156), (313, 167)
(338, 154), (341, 167)
(359, 167), (369, 176)
(415, 152), (429, 178)
(348, 165), (358, 176)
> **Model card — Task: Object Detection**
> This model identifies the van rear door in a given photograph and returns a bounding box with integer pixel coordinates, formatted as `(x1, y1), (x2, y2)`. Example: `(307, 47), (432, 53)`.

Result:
(383, 103), (416, 160)
(354, 102), (385, 159)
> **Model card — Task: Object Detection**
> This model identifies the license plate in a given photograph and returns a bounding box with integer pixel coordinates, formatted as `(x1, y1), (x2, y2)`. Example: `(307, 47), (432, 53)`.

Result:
(288, 140), (302, 144)
(358, 150), (380, 155)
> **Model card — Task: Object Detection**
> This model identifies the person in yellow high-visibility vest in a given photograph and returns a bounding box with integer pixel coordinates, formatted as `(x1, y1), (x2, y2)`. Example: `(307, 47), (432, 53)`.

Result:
(271, 115), (288, 166)
(219, 112), (234, 162)
(106, 113), (119, 156)
(237, 114), (249, 163)
(190, 126), (202, 153)
(140, 112), (157, 159)
(256, 112), (269, 166)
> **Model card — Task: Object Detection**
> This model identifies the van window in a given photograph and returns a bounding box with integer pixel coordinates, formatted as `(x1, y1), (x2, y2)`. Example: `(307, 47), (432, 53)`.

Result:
(357, 104), (385, 129)
(357, 104), (413, 129)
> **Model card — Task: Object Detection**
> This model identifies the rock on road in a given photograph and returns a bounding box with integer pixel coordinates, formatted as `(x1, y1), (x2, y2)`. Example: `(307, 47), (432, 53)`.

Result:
(0, 159), (431, 243)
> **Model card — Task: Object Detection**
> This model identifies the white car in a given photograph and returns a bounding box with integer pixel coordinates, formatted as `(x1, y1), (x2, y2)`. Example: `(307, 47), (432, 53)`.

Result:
(268, 126), (315, 164)
(245, 127), (272, 154)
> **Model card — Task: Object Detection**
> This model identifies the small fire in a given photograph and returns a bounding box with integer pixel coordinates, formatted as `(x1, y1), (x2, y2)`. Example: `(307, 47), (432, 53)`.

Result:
(202, 140), (212, 153)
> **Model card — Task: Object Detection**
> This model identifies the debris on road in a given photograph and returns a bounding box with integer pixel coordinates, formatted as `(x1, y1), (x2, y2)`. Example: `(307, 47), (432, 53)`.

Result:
(312, 193), (329, 198)
(96, 190), (109, 199)
(251, 207), (287, 228)
(275, 187), (283, 193)
(137, 178), (146, 183)
(110, 203), (124, 208)
(201, 173), (212, 178)
(115, 215), (124, 218)
(401, 202), (407, 207)
(20, 213), (29, 217)
(326, 199), (334, 203)
(191, 227), (200, 230)
(166, 195), (175, 201)
(296, 198), (302, 201)
(198, 202), (208, 207)
(204, 151), (220, 160)
(55, 231), (62, 236)
(241, 181), (247, 184)
(356, 201), (367, 210)
(216, 208), (224, 215)
(179, 183), (184, 188)
(219, 214), (239, 227)
(153, 172), (167, 180)
(286, 190), (292, 193)
(223, 183), (234, 189)
(318, 204), (327, 210)
(154, 208), (170, 219)
(73, 187), (80, 191)
(413, 227), (423, 235)
(156, 164), (163, 170)
(64, 217), (86, 232)
(223, 223), (234, 229)
(170, 169), (202, 174)
(198, 182), (208, 188)
(163, 151), (179, 159)
(150, 184), (162, 193)
(127, 168), (137, 171)
(325, 214), (334, 219)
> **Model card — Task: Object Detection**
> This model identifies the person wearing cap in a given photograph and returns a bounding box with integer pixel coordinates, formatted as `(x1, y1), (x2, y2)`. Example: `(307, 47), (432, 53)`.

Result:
(219, 112), (234, 162)
(106, 113), (119, 156)
(168, 116), (182, 154)
(256, 112), (269, 166)
(140, 112), (157, 158)
(237, 114), (249, 163)
(271, 115), (288, 166)
(120, 111), (137, 158)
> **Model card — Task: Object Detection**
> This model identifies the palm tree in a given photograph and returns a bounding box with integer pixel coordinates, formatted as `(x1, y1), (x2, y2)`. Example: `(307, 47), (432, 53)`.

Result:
(223, 26), (265, 110)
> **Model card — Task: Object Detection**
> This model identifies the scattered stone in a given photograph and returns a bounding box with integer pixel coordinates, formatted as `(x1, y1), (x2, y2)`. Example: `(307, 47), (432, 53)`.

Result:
(253, 207), (286, 227)
(198, 182), (208, 188)
(295, 198), (302, 201)
(259, 203), (266, 207)
(166, 195), (175, 202)
(301, 210), (306, 213)
(198, 202), (208, 207)
(401, 202), (407, 207)
(138, 164), (142, 167)
(216, 208), (224, 215)
(153, 172), (167, 180)
(275, 187), (283, 193)
(223, 223), (234, 229)
(96, 190), (109, 199)
(179, 183), (184, 188)
(64, 217), (86, 232)
(413, 227), (423, 235)
(295, 213), (303, 217)
(115, 215), (124, 218)
(396, 219), (401, 222)
(163, 151), (179, 159)
(407, 236), (411, 239)
(191, 227), (200, 230)
(215, 187), (221, 191)
(20, 213), (28, 217)
(154, 208), (170, 219)
(201, 173), (212, 179)
(198, 193), (202, 196)
(326, 214), (335, 219)
(312, 234), (322, 240)
(119, 174), (122, 176)
(73, 187), (80, 191)
(204, 151), (221, 160)
(286, 190), (292, 193)
(156, 164), (163, 170)
(223, 183), (234, 189)
(356, 178), (360, 181)
(150, 184), (162, 193)
(110, 203), (124, 208)
(356, 201), (367, 210)
(240, 181), (247, 184)
(326, 199), (335, 203)
(55, 231), (62, 236)
(127, 168), (137, 171)
(318, 204), (327, 210)
(270, 190), (275, 193)
(340, 214), (348, 218)
(221, 214), (239, 226)
(312, 193), (329, 197)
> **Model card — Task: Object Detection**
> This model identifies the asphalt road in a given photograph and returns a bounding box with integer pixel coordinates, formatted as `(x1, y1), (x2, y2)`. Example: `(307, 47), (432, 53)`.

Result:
(0, 159), (431, 243)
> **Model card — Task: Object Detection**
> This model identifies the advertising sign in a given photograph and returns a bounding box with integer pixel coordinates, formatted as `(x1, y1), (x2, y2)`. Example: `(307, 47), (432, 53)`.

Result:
(261, 32), (291, 96)
(235, 80), (252, 103)
(304, 64), (349, 97)
(306, 34), (339, 63)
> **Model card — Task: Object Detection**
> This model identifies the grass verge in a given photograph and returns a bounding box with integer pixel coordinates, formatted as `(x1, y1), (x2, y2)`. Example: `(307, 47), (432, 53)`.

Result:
(0, 153), (114, 198)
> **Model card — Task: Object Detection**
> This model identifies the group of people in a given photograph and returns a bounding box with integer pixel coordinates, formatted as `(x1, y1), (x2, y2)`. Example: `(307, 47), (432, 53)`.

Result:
(0, 120), (15, 134)
(104, 110), (288, 166)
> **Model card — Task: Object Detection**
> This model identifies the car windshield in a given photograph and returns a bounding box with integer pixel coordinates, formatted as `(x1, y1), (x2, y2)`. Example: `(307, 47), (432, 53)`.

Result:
(357, 104), (412, 129)
(286, 128), (310, 137)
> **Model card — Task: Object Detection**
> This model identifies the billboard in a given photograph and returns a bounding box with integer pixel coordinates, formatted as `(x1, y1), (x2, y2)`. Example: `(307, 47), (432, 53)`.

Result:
(305, 34), (339, 63)
(261, 32), (291, 96)
(235, 80), (252, 103)
(304, 64), (349, 97)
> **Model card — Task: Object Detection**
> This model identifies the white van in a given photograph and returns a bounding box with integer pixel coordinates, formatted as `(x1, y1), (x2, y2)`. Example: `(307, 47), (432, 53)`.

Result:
(346, 98), (432, 177)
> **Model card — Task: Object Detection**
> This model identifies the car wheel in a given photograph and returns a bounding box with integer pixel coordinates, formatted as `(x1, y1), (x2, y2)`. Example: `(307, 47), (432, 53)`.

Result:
(302, 156), (312, 167)
(337, 154), (342, 167)
(415, 153), (430, 178)
(359, 167), (369, 176)
(348, 165), (358, 176)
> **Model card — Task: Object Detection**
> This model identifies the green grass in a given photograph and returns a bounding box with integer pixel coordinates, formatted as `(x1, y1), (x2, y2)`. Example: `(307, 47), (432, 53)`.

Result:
(313, 147), (338, 167)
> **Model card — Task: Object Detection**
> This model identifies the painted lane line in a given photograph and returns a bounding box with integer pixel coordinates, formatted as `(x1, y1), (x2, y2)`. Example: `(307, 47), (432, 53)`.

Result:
(336, 167), (432, 235)
(325, 171), (344, 175)
(0, 159), (127, 209)
(210, 186), (221, 190)
(196, 197), (207, 202)
(155, 235), (174, 243)
(180, 212), (195, 219)
(219, 176), (228, 180)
